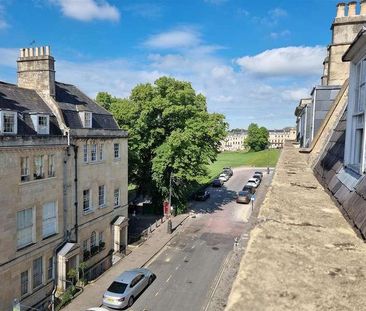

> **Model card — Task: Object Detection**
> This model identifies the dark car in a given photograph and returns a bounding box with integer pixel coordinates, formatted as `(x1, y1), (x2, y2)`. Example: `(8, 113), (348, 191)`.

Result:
(242, 183), (256, 194)
(254, 171), (263, 178)
(223, 167), (233, 177)
(194, 190), (210, 201)
(236, 190), (252, 204)
(212, 179), (223, 187)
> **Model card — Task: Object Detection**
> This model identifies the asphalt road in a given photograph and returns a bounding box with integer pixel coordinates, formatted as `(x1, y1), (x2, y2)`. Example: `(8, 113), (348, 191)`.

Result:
(120, 167), (266, 311)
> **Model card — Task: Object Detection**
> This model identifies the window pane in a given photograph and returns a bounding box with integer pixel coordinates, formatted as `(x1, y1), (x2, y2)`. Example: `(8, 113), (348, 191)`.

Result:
(83, 144), (88, 163)
(99, 144), (104, 160)
(98, 185), (105, 206)
(34, 155), (44, 179)
(83, 189), (91, 212)
(17, 208), (33, 248)
(21, 157), (29, 182)
(48, 154), (55, 177)
(21, 270), (28, 296)
(114, 143), (120, 159)
(43, 202), (57, 238)
(48, 257), (53, 280)
(3, 113), (15, 133)
(114, 188), (120, 207)
(91, 144), (97, 161)
(33, 257), (43, 289)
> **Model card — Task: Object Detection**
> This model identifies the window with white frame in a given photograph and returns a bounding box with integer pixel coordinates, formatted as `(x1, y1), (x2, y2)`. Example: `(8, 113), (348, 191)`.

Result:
(20, 157), (30, 182)
(32, 257), (43, 289)
(82, 111), (92, 128)
(17, 208), (34, 248)
(83, 144), (88, 163)
(37, 115), (49, 134)
(114, 143), (120, 159)
(21, 270), (29, 297)
(346, 58), (366, 173)
(83, 189), (91, 212)
(48, 154), (55, 177)
(91, 144), (97, 162)
(114, 188), (120, 208)
(98, 185), (105, 207)
(47, 257), (53, 280)
(42, 201), (57, 238)
(99, 143), (104, 161)
(1, 111), (17, 134)
(34, 155), (44, 179)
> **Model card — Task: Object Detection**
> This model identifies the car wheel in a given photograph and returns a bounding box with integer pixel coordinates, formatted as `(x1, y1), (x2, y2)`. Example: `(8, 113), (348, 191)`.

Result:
(148, 275), (154, 285)
(128, 296), (134, 307)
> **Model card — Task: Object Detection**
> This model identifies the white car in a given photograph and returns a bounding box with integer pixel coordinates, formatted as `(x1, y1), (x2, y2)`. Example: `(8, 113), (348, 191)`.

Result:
(219, 173), (229, 182)
(103, 268), (154, 309)
(86, 308), (110, 311)
(247, 178), (260, 188)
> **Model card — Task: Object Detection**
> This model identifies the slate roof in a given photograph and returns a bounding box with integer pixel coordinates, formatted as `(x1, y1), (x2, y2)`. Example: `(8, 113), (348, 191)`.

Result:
(55, 82), (119, 130)
(314, 108), (366, 238)
(0, 81), (63, 136)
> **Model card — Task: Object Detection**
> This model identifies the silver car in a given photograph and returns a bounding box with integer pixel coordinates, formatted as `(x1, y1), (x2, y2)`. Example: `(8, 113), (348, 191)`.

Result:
(103, 268), (155, 309)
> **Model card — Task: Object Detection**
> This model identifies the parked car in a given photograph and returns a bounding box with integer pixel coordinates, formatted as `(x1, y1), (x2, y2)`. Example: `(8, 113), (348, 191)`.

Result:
(253, 173), (262, 183)
(254, 171), (263, 178)
(247, 178), (260, 188)
(194, 190), (210, 201)
(103, 268), (155, 309)
(243, 183), (256, 194)
(223, 167), (233, 177)
(86, 308), (110, 311)
(236, 190), (252, 204)
(212, 179), (223, 187)
(219, 173), (230, 182)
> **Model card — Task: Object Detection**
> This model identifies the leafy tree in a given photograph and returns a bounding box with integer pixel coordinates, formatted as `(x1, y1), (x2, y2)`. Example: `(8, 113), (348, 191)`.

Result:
(96, 92), (113, 110)
(245, 123), (269, 152)
(106, 77), (227, 210)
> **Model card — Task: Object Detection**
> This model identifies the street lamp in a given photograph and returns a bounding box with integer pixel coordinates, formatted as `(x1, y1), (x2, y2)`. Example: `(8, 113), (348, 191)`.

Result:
(267, 143), (270, 174)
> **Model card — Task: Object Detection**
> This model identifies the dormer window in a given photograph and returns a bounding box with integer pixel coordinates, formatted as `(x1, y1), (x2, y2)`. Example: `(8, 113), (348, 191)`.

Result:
(31, 114), (49, 135)
(0, 111), (17, 134)
(80, 111), (92, 128)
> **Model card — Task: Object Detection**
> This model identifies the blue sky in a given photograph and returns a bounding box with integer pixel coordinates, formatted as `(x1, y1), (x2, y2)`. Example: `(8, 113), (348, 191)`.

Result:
(0, 0), (341, 129)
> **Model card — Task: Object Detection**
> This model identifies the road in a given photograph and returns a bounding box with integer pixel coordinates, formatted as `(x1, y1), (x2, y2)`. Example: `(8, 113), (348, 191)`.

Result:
(104, 167), (271, 311)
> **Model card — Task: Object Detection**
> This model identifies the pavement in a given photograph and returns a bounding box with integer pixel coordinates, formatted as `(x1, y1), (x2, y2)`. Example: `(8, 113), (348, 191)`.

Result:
(63, 214), (189, 311)
(225, 142), (366, 311)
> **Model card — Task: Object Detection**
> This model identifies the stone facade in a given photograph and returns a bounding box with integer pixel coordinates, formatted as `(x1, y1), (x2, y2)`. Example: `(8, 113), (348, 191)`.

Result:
(0, 46), (128, 310)
(268, 128), (296, 149)
(220, 130), (247, 151)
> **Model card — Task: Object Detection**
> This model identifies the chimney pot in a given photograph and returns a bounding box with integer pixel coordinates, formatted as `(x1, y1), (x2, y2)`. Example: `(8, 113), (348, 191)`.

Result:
(20, 49), (24, 58)
(29, 48), (34, 57)
(361, 0), (366, 15)
(45, 46), (50, 56)
(348, 1), (357, 16)
(336, 2), (346, 17)
(35, 47), (39, 57)
(24, 48), (29, 57)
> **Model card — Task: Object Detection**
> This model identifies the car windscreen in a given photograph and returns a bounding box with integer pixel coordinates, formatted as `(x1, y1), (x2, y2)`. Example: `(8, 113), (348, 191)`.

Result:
(107, 281), (128, 294)
(238, 191), (249, 196)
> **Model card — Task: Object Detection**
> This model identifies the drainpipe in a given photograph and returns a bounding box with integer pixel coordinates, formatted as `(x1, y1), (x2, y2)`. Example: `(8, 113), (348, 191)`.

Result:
(73, 144), (79, 243)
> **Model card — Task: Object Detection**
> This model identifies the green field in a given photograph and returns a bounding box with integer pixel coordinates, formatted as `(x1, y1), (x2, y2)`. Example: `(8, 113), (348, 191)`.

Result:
(207, 149), (281, 180)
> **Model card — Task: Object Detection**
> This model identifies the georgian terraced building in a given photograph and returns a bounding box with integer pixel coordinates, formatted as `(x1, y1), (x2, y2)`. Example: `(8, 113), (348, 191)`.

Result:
(0, 46), (128, 310)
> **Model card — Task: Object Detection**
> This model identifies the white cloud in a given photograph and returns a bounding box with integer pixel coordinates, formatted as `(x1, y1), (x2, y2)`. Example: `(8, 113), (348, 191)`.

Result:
(269, 8), (287, 19)
(0, 39), (318, 129)
(270, 30), (291, 39)
(144, 29), (201, 49)
(123, 3), (162, 19)
(0, 4), (8, 29)
(52, 0), (120, 22)
(236, 46), (326, 77)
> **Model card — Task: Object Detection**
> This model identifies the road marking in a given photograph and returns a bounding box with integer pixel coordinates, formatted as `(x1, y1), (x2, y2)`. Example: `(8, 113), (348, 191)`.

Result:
(175, 265), (180, 270)
(155, 291), (160, 296)
(166, 274), (172, 282)
(191, 244), (196, 249)
(183, 255), (187, 261)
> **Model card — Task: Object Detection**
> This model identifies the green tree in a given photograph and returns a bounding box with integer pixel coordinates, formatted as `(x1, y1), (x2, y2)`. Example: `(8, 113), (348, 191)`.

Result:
(108, 77), (227, 210)
(95, 92), (113, 110)
(244, 123), (269, 152)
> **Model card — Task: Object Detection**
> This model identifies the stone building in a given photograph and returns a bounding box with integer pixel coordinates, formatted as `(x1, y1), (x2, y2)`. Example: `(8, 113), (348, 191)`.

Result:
(295, 1), (366, 240)
(0, 46), (128, 310)
(268, 127), (296, 149)
(220, 129), (247, 151)
(295, 1), (366, 148)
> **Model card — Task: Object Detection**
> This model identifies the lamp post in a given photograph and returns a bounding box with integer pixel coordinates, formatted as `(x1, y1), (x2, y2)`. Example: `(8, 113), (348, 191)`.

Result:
(167, 172), (173, 234)
(267, 143), (270, 174)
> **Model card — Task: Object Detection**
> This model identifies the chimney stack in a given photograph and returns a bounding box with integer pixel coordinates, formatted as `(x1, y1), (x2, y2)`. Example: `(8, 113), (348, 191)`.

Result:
(17, 46), (55, 97)
(348, 1), (357, 16)
(361, 0), (366, 14)
(336, 2), (346, 17)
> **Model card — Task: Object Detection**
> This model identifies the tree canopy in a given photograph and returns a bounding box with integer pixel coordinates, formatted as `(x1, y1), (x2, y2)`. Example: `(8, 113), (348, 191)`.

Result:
(96, 77), (227, 211)
(244, 123), (269, 152)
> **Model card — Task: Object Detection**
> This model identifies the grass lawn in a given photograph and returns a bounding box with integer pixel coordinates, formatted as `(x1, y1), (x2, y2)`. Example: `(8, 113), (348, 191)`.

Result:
(207, 149), (281, 180)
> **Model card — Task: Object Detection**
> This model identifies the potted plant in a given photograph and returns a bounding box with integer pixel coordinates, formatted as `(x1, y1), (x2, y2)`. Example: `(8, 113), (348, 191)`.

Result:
(99, 241), (105, 250)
